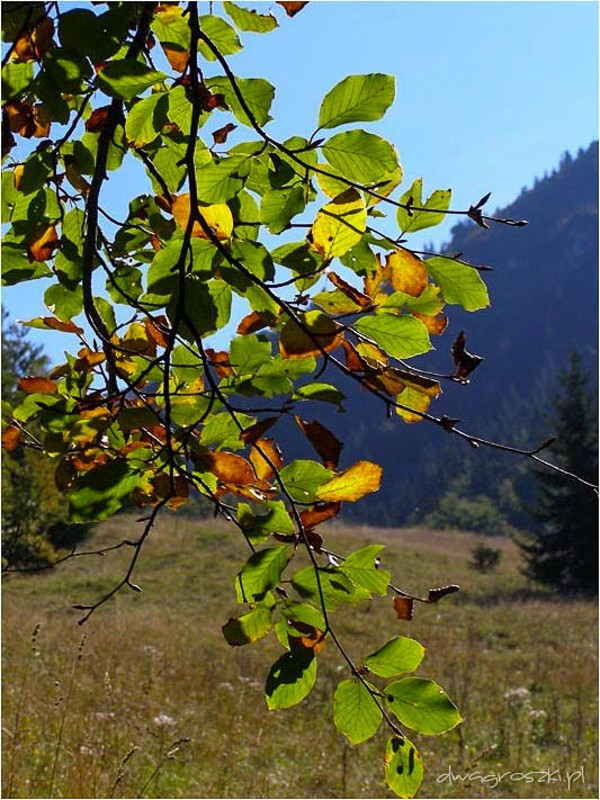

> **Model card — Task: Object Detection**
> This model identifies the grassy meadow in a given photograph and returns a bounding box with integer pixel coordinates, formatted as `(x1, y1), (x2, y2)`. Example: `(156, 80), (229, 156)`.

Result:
(2, 514), (598, 799)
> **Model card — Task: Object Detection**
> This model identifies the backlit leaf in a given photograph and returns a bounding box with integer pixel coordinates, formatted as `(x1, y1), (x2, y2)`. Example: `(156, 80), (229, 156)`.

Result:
(294, 417), (342, 469)
(387, 250), (428, 298)
(198, 15), (242, 60)
(311, 188), (367, 260)
(322, 130), (399, 184)
(18, 376), (57, 395)
(426, 257), (489, 311)
(276, 1), (309, 17)
(364, 636), (425, 678)
(224, 2), (279, 33)
(393, 595), (414, 621)
(318, 73), (395, 130)
(280, 310), (343, 360)
(384, 736), (424, 799)
(222, 605), (273, 646)
(386, 677), (462, 735)
(172, 194), (234, 240)
(340, 544), (390, 596)
(355, 314), (431, 360)
(333, 678), (383, 744)
(96, 61), (166, 103)
(235, 545), (289, 602)
(395, 386), (432, 424)
(316, 461), (382, 503)
(397, 178), (451, 234)
(265, 646), (316, 709)
(69, 459), (139, 522)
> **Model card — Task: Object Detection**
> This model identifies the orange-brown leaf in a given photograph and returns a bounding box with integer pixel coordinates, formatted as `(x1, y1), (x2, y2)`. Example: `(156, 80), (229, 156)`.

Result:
(236, 309), (277, 336)
(279, 311), (343, 360)
(212, 122), (236, 145)
(250, 437), (282, 485)
(300, 502), (341, 528)
(342, 340), (364, 373)
(39, 316), (84, 334)
(277, 1), (309, 17)
(316, 460), (382, 503)
(27, 225), (59, 262)
(205, 348), (233, 377)
(85, 106), (111, 133)
(172, 194), (233, 240)
(163, 44), (189, 72)
(328, 271), (371, 309)
(196, 450), (257, 486)
(144, 316), (169, 348)
(393, 595), (414, 621)
(74, 348), (106, 372)
(387, 249), (428, 297)
(427, 584), (460, 603)
(294, 416), (342, 469)
(2, 425), (22, 451)
(13, 17), (54, 62)
(413, 312), (448, 336)
(18, 376), (57, 395)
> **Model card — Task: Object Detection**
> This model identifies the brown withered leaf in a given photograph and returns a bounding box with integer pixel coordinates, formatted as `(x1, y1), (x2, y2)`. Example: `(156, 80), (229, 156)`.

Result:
(85, 106), (111, 133)
(328, 272), (371, 309)
(13, 17), (54, 62)
(38, 316), (84, 334)
(240, 416), (278, 447)
(18, 376), (57, 395)
(451, 330), (484, 381)
(294, 416), (342, 469)
(212, 122), (236, 145)
(2, 425), (22, 451)
(277, 1), (309, 17)
(196, 84), (228, 111)
(393, 595), (414, 622)
(300, 502), (341, 529)
(342, 340), (364, 373)
(205, 348), (233, 377)
(290, 623), (327, 654)
(426, 584), (460, 604)
(27, 225), (59, 262)
(250, 437), (282, 485)
(305, 528), (324, 553)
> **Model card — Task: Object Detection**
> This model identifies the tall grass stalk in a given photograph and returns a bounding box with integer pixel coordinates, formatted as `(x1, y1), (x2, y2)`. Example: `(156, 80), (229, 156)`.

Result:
(6, 622), (40, 799)
(47, 634), (86, 799)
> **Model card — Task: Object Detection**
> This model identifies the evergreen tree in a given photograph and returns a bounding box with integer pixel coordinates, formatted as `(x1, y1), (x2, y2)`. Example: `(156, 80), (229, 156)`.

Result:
(519, 353), (598, 593)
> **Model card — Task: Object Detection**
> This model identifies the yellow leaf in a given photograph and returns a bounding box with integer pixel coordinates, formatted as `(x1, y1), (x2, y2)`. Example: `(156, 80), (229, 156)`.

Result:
(387, 249), (428, 297)
(395, 386), (432, 424)
(316, 460), (382, 503)
(172, 194), (233, 240)
(311, 188), (366, 260)
(413, 312), (448, 336)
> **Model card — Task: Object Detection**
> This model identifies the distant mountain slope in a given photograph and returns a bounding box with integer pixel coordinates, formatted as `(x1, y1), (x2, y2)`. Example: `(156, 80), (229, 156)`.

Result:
(288, 142), (599, 524)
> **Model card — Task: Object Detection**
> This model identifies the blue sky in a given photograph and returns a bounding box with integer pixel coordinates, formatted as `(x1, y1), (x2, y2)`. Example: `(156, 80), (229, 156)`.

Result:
(4, 1), (598, 364)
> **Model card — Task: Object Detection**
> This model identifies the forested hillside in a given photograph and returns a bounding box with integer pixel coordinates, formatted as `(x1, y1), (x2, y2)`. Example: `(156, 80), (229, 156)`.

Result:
(287, 142), (599, 525)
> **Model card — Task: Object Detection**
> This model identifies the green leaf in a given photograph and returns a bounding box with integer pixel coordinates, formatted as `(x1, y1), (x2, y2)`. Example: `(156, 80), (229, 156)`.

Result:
(279, 460), (333, 503)
(364, 636), (425, 678)
(230, 334), (272, 374)
(44, 283), (83, 322)
(2, 245), (51, 285)
(107, 265), (143, 305)
(291, 565), (370, 610)
(386, 677), (462, 735)
(196, 159), (245, 204)
(292, 382), (345, 408)
(385, 736), (424, 799)
(235, 545), (289, 602)
(96, 60), (166, 103)
(380, 285), (444, 316)
(125, 92), (169, 147)
(222, 604), (273, 646)
(340, 544), (390, 596)
(238, 501), (296, 543)
(58, 9), (121, 62)
(322, 130), (399, 184)
(265, 647), (316, 709)
(166, 85), (194, 135)
(2, 60), (34, 98)
(318, 73), (395, 130)
(223, 2), (278, 33)
(333, 678), (383, 744)
(425, 256), (490, 311)
(69, 460), (139, 522)
(231, 239), (274, 281)
(198, 15), (242, 60)
(260, 186), (305, 234)
(355, 314), (431, 359)
(41, 50), (93, 93)
(397, 178), (452, 234)
(200, 411), (254, 451)
(281, 600), (326, 632)
(207, 75), (275, 127)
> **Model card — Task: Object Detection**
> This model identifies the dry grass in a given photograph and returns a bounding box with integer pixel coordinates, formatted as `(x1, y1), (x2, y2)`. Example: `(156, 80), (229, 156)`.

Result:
(2, 514), (598, 798)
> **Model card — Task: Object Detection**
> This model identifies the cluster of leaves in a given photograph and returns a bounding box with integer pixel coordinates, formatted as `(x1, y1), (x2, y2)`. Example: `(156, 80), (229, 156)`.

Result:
(2, 2), (585, 796)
